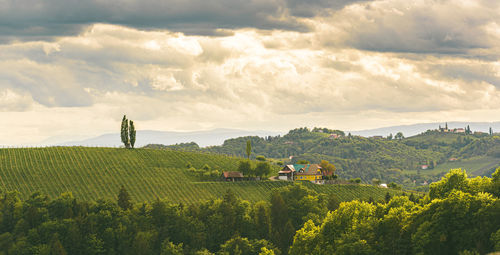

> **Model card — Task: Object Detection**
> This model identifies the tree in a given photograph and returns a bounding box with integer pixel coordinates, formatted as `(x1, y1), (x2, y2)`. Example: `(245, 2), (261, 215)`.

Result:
(327, 195), (340, 211)
(238, 160), (253, 177)
(384, 192), (391, 203)
(429, 169), (469, 199)
(319, 160), (336, 177)
(466, 125), (471, 135)
(50, 234), (67, 255)
(255, 162), (271, 178)
(246, 140), (252, 159)
(129, 120), (136, 149)
(117, 185), (132, 210)
(395, 132), (404, 140)
(387, 133), (393, 140)
(161, 240), (183, 255)
(121, 115), (130, 148)
(490, 127), (493, 135)
(253, 201), (271, 240)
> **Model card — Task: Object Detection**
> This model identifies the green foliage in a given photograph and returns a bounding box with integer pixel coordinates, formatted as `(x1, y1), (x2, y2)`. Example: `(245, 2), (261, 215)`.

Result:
(117, 185), (132, 210)
(129, 120), (136, 149)
(146, 142), (201, 151)
(388, 182), (401, 190)
(490, 167), (500, 197)
(491, 228), (500, 251)
(295, 160), (309, 164)
(349, 178), (361, 184)
(246, 140), (252, 159)
(256, 155), (266, 161)
(2, 170), (497, 255)
(120, 115), (137, 149)
(289, 220), (320, 255)
(410, 191), (498, 255)
(326, 195), (340, 211)
(395, 132), (404, 140)
(319, 160), (336, 176)
(238, 160), (254, 177)
(120, 115), (130, 148)
(429, 169), (469, 199)
(50, 234), (67, 255)
(255, 162), (271, 178)
(219, 236), (280, 255)
(161, 240), (183, 255)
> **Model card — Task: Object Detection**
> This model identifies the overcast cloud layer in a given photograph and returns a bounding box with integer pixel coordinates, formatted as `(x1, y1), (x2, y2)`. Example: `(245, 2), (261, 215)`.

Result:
(0, 0), (499, 145)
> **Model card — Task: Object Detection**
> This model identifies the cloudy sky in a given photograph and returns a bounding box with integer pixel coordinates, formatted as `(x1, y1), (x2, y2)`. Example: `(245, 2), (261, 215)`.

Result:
(0, 0), (499, 145)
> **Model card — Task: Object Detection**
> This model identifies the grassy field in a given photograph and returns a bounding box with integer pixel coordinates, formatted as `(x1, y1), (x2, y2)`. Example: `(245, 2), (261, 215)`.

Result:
(403, 156), (500, 176)
(432, 156), (500, 176)
(0, 147), (403, 203)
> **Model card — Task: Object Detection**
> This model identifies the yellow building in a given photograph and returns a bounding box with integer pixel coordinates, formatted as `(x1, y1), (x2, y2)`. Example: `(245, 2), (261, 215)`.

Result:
(279, 164), (324, 183)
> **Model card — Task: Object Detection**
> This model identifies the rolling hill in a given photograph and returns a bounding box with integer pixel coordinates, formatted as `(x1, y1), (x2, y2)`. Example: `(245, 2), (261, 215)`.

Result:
(41, 129), (281, 147)
(0, 147), (401, 203)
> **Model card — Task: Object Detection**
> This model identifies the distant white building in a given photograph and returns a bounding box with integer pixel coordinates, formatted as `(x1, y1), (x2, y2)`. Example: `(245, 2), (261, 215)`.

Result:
(380, 183), (388, 188)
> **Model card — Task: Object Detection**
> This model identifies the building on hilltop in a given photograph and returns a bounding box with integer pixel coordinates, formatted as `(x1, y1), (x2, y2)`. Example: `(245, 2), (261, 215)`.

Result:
(328, 134), (339, 139)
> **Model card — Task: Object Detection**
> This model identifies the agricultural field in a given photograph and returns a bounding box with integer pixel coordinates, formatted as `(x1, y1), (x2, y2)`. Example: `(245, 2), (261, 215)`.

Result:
(0, 147), (403, 203)
(403, 156), (500, 177)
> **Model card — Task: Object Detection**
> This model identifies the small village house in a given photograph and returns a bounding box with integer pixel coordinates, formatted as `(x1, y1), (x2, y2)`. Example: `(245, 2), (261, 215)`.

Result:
(328, 134), (339, 139)
(279, 164), (332, 184)
(278, 165), (296, 181)
(222, 171), (244, 182)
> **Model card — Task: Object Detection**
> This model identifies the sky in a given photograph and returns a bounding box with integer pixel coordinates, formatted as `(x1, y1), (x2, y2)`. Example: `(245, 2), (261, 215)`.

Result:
(0, 0), (499, 145)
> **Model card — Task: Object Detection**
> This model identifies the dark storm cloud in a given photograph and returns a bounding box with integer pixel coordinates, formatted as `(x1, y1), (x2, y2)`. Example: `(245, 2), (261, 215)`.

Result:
(320, 0), (500, 55)
(0, 0), (363, 41)
(286, 0), (370, 17)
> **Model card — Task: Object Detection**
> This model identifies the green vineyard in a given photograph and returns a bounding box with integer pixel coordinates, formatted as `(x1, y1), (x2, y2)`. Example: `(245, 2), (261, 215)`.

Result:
(0, 147), (402, 203)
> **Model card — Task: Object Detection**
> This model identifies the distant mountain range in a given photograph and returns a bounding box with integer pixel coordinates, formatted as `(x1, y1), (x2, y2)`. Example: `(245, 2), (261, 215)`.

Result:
(53, 129), (282, 148)
(35, 122), (500, 148)
(349, 122), (500, 137)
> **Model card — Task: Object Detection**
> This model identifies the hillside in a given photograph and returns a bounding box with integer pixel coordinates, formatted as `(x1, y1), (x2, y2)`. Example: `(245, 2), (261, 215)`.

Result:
(0, 147), (401, 203)
(196, 128), (500, 189)
(204, 128), (441, 183)
(349, 121), (500, 137)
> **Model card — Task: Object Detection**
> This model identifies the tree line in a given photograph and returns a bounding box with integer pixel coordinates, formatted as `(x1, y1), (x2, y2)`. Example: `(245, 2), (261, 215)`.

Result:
(0, 168), (498, 254)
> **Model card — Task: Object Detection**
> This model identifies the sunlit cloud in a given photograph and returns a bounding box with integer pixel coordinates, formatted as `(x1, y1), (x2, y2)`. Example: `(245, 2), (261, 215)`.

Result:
(0, 0), (499, 144)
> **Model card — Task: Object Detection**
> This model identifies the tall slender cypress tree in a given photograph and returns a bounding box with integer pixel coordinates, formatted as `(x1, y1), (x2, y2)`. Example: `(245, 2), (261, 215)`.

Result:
(121, 115), (130, 148)
(246, 140), (252, 159)
(129, 120), (136, 149)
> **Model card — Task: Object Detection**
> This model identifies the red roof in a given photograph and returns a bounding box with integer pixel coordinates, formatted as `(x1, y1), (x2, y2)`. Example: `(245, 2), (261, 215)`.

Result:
(223, 171), (244, 178)
(296, 164), (322, 175)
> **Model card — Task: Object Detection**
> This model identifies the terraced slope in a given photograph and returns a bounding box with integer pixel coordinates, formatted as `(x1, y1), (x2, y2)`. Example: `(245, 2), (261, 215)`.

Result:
(0, 147), (402, 203)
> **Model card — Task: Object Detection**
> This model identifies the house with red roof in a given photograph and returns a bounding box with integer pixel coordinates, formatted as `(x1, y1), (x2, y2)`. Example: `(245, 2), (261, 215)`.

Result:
(278, 164), (331, 183)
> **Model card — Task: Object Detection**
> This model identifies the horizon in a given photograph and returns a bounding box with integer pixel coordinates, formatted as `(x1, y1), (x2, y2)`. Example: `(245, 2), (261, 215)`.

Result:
(3, 120), (500, 147)
(1, 0), (499, 145)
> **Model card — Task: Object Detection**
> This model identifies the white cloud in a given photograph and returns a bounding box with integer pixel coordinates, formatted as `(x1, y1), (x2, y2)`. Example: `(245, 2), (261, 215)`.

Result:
(0, 0), (499, 144)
